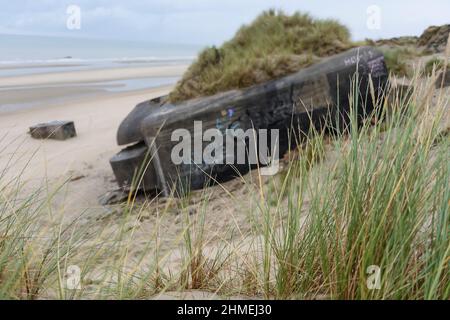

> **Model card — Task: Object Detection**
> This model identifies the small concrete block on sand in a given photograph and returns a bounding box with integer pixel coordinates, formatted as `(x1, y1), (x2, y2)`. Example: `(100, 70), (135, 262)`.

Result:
(29, 121), (77, 140)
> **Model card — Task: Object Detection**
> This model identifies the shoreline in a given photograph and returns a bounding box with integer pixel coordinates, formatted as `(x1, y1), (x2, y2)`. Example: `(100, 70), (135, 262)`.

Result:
(0, 63), (183, 216)
(0, 84), (174, 115)
(0, 64), (187, 87)
(0, 85), (174, 216)
(0, 63), (187, 114)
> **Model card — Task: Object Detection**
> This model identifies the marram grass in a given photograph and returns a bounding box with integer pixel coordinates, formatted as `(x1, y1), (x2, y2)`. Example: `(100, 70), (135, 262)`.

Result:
(0, 72), (448, 299)
(169, 9), (353, 102)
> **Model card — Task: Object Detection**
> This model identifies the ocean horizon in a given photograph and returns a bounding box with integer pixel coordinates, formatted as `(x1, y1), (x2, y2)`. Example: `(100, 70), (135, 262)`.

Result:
(0, 33), (198, 79)
(0, 34), (195, 113)
(0, 33), (200, 63)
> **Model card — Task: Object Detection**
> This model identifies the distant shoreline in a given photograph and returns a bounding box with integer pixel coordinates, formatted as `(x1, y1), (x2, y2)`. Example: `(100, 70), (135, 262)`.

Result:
(0, 63), (88, 70)
(0, 63), (187, 113)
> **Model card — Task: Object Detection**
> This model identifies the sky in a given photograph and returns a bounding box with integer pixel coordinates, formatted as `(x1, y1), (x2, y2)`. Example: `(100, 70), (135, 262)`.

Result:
(0, 0), (449, 45)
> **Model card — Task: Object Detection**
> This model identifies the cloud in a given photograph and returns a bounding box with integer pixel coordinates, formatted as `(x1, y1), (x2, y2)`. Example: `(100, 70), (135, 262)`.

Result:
(0, 0), (449, 44)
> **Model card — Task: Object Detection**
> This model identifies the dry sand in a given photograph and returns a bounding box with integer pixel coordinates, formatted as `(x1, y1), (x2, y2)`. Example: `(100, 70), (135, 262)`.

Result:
(0, 63), (278, 299)
(0, 65), (185, 217)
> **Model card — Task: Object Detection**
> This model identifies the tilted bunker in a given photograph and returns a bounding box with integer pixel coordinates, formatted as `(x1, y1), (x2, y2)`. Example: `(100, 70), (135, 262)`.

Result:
(110, 47), (389, 196)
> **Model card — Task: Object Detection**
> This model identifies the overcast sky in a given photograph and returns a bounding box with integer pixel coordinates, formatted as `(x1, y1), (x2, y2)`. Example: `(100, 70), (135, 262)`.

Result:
(1, 0), (449, 45)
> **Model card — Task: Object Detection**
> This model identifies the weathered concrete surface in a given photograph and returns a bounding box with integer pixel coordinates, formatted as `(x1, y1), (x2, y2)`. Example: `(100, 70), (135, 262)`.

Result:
(111, 46), (389, 195)
(29, 120), (76, 140)
(140, 47), (389, 194)
(109, 142), (156, 190)
(117, 95), (168, 146)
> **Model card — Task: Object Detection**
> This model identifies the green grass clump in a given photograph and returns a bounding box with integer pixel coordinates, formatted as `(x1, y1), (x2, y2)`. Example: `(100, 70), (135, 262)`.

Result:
(381, 47), (417, 78)
(424, 57), (450, 76)
(250, 75), (449, 299)
(0, 166), (84, 299)
(169, 10), (352, 102)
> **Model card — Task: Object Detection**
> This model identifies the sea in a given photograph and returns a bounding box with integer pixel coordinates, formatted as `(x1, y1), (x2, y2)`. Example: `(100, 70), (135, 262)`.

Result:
(0, 34), (200, 112)
(0, 33), (199, 74)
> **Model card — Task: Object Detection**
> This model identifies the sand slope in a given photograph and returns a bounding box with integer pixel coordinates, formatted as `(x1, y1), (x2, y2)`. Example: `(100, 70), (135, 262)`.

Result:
(0, 86), (173, 217)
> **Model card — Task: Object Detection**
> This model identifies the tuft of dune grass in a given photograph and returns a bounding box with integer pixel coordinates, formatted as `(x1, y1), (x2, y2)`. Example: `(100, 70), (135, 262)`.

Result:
(423, 57), (450, 76)
(169, 11), (447, 103)
(381, 47), (418, 78)
(169, 9), (353, 102)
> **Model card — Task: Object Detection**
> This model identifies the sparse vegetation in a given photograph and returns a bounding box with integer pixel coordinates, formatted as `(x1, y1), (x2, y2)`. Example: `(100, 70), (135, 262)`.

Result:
(169, 10), (353, 102)
(424, 57), (450, 76)
(169, 11), (449, 103)
(381, 47), (417, 78)
(1, 72), (448, 299)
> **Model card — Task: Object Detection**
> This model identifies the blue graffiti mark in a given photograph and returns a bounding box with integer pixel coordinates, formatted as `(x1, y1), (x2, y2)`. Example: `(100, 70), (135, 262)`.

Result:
(216, 118), (223, 130)
(229, 121), (240, 130)
(216, 108), (238, 133)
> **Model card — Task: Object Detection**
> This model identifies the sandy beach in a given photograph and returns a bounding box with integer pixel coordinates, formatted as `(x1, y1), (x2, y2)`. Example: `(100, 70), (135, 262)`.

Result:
(0, 61), (265, 299)
(0, 64), (186, 87)
(0, 64), (187, 217)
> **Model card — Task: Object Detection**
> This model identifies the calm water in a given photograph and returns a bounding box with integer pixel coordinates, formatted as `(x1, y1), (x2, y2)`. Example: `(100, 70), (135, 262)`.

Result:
(0, 34), (199, 64)
(0, 34), (199, 112)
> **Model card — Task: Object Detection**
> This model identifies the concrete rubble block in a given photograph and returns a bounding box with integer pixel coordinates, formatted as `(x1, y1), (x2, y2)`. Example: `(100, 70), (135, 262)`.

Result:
(109, 142), (157, 191)
(29, 120), (77, 140)
(111, 46), (389, 196)
(139, 47), (389, 195)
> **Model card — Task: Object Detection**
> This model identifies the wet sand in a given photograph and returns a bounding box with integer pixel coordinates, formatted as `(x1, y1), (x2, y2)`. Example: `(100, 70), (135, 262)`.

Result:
(0, 64), (186, 87)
